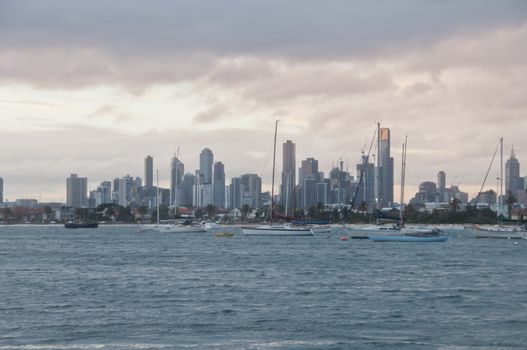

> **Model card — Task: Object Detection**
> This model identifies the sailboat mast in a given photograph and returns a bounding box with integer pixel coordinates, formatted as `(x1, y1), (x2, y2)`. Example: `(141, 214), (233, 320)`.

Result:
(156, 169), (160, 224)
(500, 137), (503, 215)
(400, 137), (407, 225)
(271, 120), (279, 225)
(376, 122), (381, 211)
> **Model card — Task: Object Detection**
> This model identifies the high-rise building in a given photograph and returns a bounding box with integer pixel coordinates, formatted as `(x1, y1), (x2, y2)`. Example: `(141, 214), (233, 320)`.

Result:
(437, 171), (446, 192)
(505, 148), (521, 197)
(66, 174), (88, 208)
(230, 177), (242, 209)
(241, 173), (262, 209)
(144, 155), (153, 191)
(354, 154), (375, 209)
(200, 148), (214, 184)
(95, 181), (112, 206)
(118, 175), (134, 207)
(213, 161), (225, 208)
(193, 170), (212, 207)
(280, 140), (296, 215)
(378, 127), (394, 207)
(170, 156), (184, 206)
(0, 176), (3, 203)
(181, 173), (195, 207)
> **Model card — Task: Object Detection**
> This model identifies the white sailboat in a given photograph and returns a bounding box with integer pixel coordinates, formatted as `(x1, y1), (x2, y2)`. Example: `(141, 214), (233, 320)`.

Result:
(467, 138), (526, 239)
(242, 121), (312, 237)
(368, 135), (447, 242)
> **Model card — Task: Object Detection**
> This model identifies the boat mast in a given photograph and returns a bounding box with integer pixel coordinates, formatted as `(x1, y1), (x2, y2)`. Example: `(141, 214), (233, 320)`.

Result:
(376, 122), (381, 213)
(499, 137), (503, 216)
(156, 169), (160, 224)
(400, 136), (407, 226)
(271, 120), (279, 225)
(285, 172), (289, 217)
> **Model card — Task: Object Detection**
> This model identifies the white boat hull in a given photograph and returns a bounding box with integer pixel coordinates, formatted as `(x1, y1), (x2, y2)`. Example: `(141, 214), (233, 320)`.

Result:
(242, 225), (313, 236)
(155, 225), (206, 233)
(465, 225), (525, 239)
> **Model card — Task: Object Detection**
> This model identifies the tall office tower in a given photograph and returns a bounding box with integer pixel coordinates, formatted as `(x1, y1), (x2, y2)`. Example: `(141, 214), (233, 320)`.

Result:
(200, 148), (214, 184)
(193, 170), (212, 207)
(355, 154), (375, 209)
(437, 171), (446, 192)
(95, 181), (112, 206)
(224, 186), (231, 209)
(213, 161), (225, 208)
(379, 127), (394, 207)
(0, 176), (3, 203)
(118, 175), (134, 207)
(505, 148), (521, 196)
(280, 140), (296, 215)
(181, 173), (195, 207)
(241, 173), (262, 209)
(145, 156), (154, 191)
(66, 173), (88, 208)
(230, 177), (242, 209)
(299, 157), (320, 185)
(170, 156), (184, 206)
(111, 177), (119, 203)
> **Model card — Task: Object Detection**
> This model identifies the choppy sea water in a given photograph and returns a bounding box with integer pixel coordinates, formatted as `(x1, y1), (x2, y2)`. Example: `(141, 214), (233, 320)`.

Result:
(1, 225), (526, 350)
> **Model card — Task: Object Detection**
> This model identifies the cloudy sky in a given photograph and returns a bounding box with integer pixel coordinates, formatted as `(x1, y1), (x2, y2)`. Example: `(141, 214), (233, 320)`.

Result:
(1, 0), (527, 202)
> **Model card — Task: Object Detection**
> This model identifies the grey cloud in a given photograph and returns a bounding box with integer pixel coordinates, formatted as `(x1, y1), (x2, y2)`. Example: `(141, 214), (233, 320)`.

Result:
(1, 0), (526, 58)
(193, 105), (229, 123)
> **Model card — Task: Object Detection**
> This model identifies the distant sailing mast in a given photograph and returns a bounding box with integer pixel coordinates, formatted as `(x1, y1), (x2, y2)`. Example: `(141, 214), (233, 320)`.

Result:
(270, 120), (278, 225)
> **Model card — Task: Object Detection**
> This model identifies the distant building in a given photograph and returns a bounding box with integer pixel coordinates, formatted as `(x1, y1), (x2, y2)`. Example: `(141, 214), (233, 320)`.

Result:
(505, 148), (524, 199)
(241, 173), (262, 209)
(213, 161), (225, 208)
(0, 176), (3, 203)
(200, 148), (214, 184)
(170, 156), (184, 206)
(66, 174), (87, 208)
(354, 154), (375, 210)
(144, 155), (153, 191)
(118, 175), (134, 207)
(15, 198), (38, 208)
(378, 127), (394, 207)
(280, 140), (296, 215)
(95, 181), (112, 206)
(181, 173), (195, 207)
(230, 177), (242, 209)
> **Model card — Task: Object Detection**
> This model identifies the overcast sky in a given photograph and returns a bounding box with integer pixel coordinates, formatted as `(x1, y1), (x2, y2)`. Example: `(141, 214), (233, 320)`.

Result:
(1, 0), (527, 202)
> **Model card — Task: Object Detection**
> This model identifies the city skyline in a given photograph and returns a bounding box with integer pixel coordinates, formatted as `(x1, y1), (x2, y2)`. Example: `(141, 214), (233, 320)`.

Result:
(1, 1), (527, 201)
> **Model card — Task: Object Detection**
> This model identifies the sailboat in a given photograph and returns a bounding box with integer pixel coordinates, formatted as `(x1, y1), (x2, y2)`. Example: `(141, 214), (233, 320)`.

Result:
(467, 138), (526, 239)
(368, 136), (447, 242)
(242, 121), (313, 236)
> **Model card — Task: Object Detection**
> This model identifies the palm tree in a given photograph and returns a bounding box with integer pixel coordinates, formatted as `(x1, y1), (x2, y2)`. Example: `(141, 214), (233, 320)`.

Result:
(205, 204), (216, 219)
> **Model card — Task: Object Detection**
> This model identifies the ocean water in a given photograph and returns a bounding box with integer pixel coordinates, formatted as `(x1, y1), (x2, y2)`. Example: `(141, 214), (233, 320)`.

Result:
(1, 225), (526, 350)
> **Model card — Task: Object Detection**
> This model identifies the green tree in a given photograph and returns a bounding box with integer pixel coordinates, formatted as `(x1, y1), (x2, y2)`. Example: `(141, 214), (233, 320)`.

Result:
(505, 190), (516, 220)
(205, 204), (216, 219)
(450, 198), (460, 213)
(194, 207), (203, 220)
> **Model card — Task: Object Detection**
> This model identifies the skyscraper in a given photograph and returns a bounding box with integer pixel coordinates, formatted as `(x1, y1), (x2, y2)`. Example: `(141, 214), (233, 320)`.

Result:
(66, 174), (88, 208)
(0, 177), (3, 203)
(505, 148), (521, 196)
(170, 156), (184, 206)
(379, 127), (394, 207)
(213, 161), (225, 208)
(230, 177), (242, 209)
(118, 175), (134, 207)
(298, 157), (320, 209)
(437, 171), (446, 192)
(241, 173), (262, 209)
(354, 154), (375, 209)
(200, 148), (214, 184)
(280, 140), (296, 215)
(144, 155), (153, 191)
(181, 173), (195, 206)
